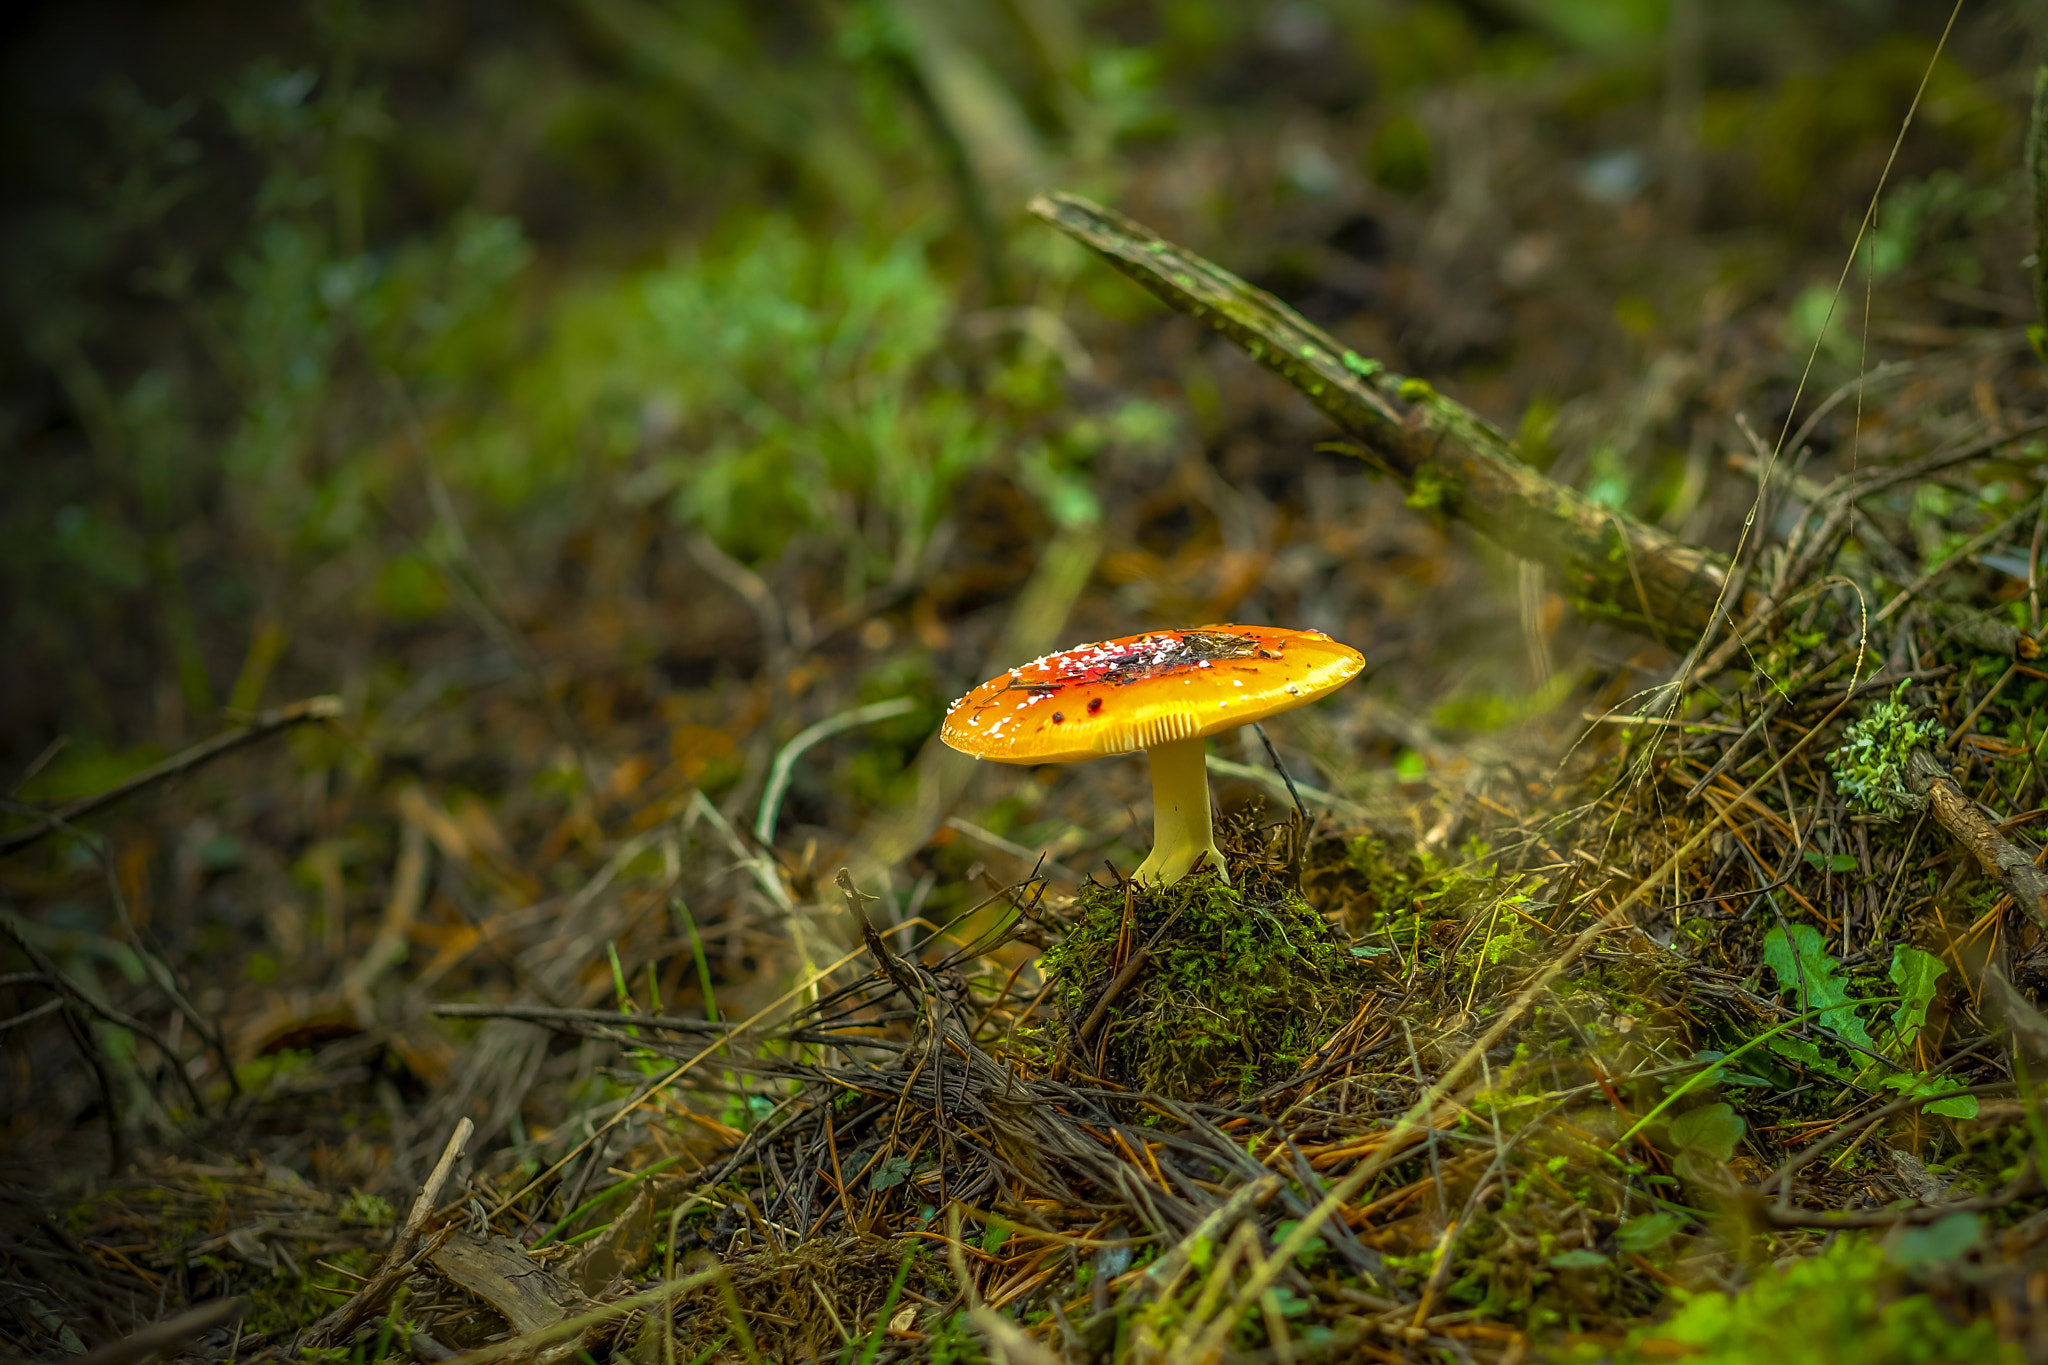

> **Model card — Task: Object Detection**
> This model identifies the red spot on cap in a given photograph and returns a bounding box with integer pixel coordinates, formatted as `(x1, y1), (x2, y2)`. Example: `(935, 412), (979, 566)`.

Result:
(1087, 697), (1103, 713)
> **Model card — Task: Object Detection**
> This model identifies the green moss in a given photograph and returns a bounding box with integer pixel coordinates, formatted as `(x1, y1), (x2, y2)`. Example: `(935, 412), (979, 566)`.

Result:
(1604, 1233), (2015, 1365)
(1039, 871), (1369, 1099)
(1404, 460), (1459, 516)
(1341, 350), (1384, 380)
(223, 1248), (385, 1336)
(1297, 830), (1427, 930)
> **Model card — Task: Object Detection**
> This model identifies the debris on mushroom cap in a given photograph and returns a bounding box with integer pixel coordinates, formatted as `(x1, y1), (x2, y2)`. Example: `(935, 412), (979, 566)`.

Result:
(939, 625), (1364, 764)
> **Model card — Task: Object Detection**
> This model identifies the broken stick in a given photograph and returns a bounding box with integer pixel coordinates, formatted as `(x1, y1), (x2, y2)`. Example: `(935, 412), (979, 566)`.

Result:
(300, 1116), (473, 1350)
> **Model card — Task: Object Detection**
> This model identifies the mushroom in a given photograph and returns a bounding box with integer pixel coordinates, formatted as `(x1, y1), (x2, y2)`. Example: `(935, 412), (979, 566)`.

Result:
(940, 624), (1364, 887)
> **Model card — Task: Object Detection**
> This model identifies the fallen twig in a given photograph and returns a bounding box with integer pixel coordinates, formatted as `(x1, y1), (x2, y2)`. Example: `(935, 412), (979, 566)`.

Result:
(0, 695), (344, 854)
(1760, 1157), (2039, 1229)
(0, 916), (207, 1116)
(429, 1003), (735, 1034)
(1075, 949), (1150, 1050)
(65, 1299), (244, 1365)
(1761, 1082), (2018, 1202)
(300, 1116), (472, 1350)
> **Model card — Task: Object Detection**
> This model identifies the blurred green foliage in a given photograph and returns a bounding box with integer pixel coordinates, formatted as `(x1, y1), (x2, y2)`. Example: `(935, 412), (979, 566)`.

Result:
(2, 0), (1150, 776)
(1716, 36), (2010, 205)
(528, 217), (1006, 577)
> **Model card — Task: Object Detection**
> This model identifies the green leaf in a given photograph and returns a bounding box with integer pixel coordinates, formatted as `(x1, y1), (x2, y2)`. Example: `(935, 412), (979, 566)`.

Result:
(1801, 849), (1859, 873)
(1879, 1071), (1978, 1120)
(1273, 1220), (1330, 1270)
(1668, 1103), (1746, 1161)
(1891, 1212), (1981, 1267)
(1885, 945), (1946, 1056)
(1615, 1211), (1686, 1253)
(869, 1154), (914, 1191)
(1765, 1034), (1844, 1077)
(1761, 924), (1876, 1051)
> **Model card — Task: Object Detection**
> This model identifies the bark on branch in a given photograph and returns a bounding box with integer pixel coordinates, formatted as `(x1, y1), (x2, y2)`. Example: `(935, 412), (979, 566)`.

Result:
(1029, 192), (1750, 640)
(1904, 749), (2048, 928)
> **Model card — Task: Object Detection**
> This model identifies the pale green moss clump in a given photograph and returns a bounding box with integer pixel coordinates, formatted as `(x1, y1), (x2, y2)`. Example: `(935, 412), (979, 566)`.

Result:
(1829, 683), (1940, 821)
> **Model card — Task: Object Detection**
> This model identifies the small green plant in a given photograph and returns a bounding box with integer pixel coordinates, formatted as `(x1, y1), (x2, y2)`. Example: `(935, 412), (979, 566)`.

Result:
(1829, 684), (1940, 820)
(1667, 1102), (1746, 1162)
(1759, 927), (1975, 1117)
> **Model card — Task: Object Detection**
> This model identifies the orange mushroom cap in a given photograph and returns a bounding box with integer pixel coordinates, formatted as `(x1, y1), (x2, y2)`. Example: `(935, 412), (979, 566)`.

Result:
(940, 624), (1364, 764)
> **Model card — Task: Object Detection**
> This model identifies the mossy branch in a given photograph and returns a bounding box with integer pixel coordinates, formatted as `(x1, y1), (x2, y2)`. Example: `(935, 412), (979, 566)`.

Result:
(1029, 191), (1749, 641)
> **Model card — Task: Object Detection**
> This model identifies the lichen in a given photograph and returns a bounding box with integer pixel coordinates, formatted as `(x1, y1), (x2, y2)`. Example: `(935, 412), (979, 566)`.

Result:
(1829, 683), (1940, 821)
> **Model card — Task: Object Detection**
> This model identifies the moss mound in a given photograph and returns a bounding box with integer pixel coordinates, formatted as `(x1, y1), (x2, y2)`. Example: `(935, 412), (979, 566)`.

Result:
(1040, 862), (1370, 1100)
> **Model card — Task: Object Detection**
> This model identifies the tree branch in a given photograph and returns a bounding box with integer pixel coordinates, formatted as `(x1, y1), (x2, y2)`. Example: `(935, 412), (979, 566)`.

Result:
(1904, 749), (2048, 928)
(1029, 192), (1749, 640)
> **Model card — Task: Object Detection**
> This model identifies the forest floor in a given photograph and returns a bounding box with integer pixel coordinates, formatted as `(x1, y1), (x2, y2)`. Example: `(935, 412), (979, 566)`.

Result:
(5, 3), (2048, 1362)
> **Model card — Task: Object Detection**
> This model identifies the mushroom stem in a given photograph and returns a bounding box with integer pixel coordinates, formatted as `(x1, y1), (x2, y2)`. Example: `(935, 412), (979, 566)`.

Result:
(1134, 734), (1228, 887)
